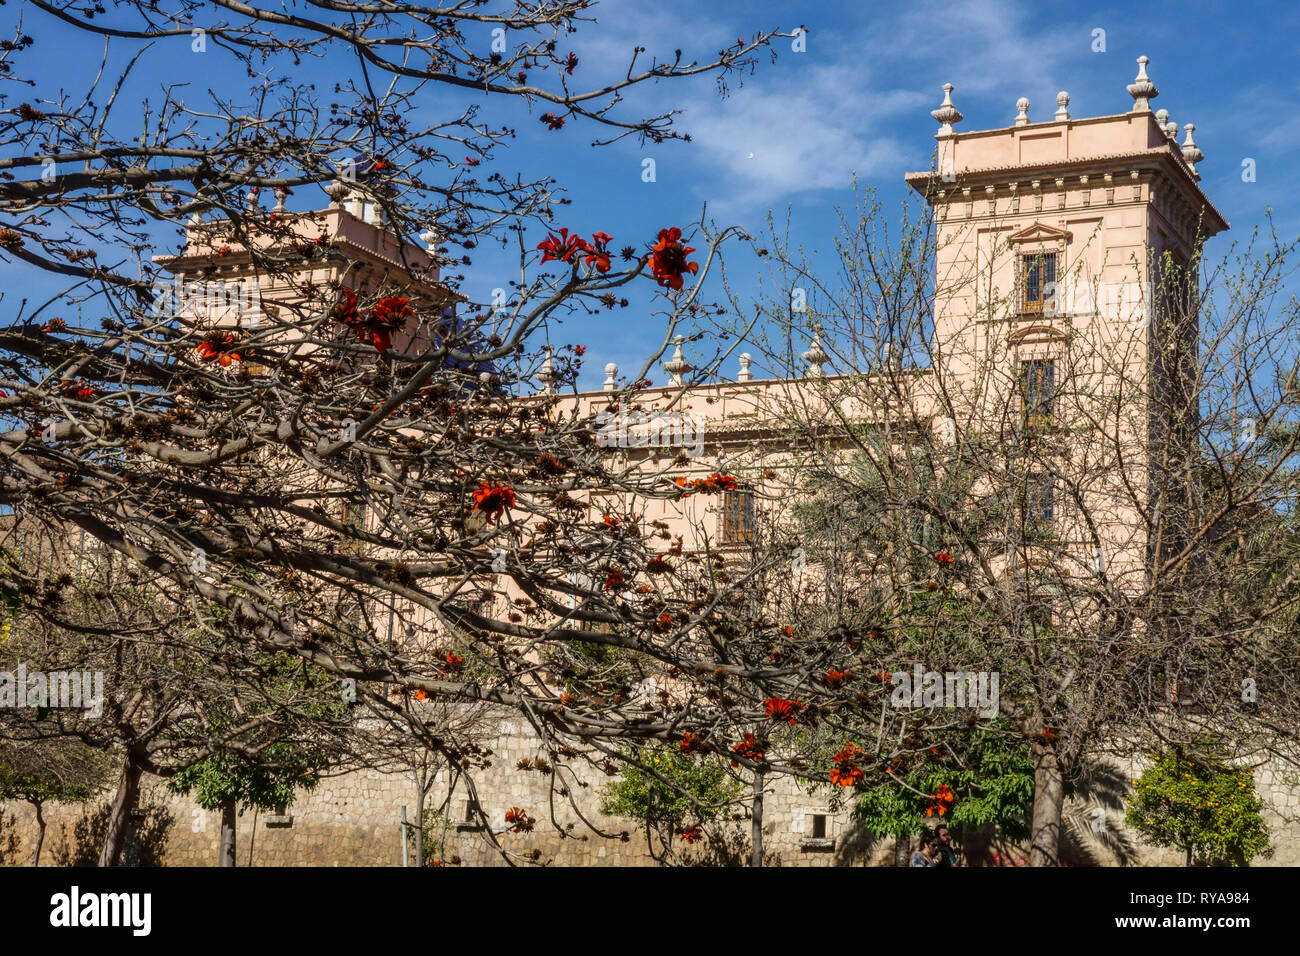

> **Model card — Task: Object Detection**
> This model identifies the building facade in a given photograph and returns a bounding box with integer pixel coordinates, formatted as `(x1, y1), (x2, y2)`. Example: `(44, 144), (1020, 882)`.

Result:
(8, 57), (1296, 868)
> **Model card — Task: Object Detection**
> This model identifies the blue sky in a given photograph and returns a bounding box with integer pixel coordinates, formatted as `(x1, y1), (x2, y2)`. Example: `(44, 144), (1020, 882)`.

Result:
(498, 0), (1300, 386)
(5, 0), (1298, 388)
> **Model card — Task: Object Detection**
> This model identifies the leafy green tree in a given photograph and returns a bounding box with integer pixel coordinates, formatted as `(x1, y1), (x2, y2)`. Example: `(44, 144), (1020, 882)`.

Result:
(601, 743), (741, 863)
(0, 740), (108, 865)
(166, 651), (348, 866)
(1125, 750), (1272, 866)
(852, 726), (1034, 845)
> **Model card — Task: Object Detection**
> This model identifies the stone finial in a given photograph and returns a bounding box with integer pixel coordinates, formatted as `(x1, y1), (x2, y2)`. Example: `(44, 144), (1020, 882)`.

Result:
(931, 83), (964, 135)
(1127, 55), (1158, 112)
(1165, 120), (1179, 140)
(418, 226), (442, 251)
(1180, 124), (1204, 172)
(664, 334), (692, 386)
(802, 325), (828, 377)
(1054, 91), (1070, 121)
(738, 353), (753, 382)
(603, 362), (618, 391)
(1014, 97), (1030, 126)
(1154, 108), (1169, 131)
(246, 187), (261, 212)
(325, 180), (349, 207)
(273, 187), (287, 213)
(537, 345), (557, 395)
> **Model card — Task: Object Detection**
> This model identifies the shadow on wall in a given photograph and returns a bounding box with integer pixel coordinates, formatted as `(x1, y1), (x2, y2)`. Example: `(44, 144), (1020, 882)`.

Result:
(0, 811), (20, 863)
(49, 802), (175, 867)
(685, 823), (784, 867)
(834, 820), (887, 866)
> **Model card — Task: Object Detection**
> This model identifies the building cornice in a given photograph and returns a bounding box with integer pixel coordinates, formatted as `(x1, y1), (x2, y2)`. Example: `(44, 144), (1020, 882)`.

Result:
(905, 147), (1228, 236)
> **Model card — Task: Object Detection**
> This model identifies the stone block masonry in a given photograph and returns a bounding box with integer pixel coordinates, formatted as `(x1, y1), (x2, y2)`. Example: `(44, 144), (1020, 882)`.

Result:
(4, 719), (1298, 866)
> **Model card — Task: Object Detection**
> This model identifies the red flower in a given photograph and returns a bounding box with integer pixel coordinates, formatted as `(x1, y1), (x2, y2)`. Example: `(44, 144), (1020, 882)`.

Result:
(645, 555), (670, 574)
(369, 296), (414, 330)
(935, 551), (953, 565)
(539, 112), (565, 130)
(332, 288), (360, 324)
(822, 668), (850, 689)
(62, 379), (94, 400)
(583, 231), (613, 273)
(196, 331), (243, 366)
(926, 784), (956, 817)
(365, 328), (393, 353)
(537, 227), (586, 264)
(764, 697), (802, 724)
(574, 344), (586, 355)
(680, 732), (708, 755)
(464, 155), (480, 167)
(504, 807), (533, 832)
(829, 742), (865, 788)
(471, 482), (516, 523)
(602, 513), (620, 529)
(603, 570), (626, 590)
(563, 52), (579, 74)
(41, 318), (66, 333)
(443, 650), (464, 670)
(730, 733), (765, 767)
(648, 227), (699, 291)
(414, 689), (428, 700)
(678, 824), (702, 844)
(675, 472), (738, 497)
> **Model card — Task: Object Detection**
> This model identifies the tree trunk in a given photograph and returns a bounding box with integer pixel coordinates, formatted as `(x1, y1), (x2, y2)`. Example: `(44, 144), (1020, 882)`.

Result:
(414, 785), (427, 868)
(750, 770), (764, 867)
(893, 834), (910, 867)
(98, 750), (143, 867)
(1029, 743), (1065, 867)
(30, 800), (45, 867)
(219, 797), (237, 867)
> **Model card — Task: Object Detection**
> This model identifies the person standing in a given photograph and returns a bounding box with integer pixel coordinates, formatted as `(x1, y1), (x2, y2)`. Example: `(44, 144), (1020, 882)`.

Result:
(910, 832), (941, 867)
(935, 824), (961, 867)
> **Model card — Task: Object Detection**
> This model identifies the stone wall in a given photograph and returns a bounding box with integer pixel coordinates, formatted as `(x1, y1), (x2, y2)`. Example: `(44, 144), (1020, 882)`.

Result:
(4, 722), (1297, 866)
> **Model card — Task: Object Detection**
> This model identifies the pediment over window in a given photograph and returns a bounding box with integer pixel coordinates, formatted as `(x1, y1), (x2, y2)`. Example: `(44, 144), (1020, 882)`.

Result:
(1006, 221), (1072, 246)
(1009, 324), (1069, 345)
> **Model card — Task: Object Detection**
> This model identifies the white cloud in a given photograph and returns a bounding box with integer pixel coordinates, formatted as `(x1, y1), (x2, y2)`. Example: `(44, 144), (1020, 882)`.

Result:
(682, 64), (923, 217)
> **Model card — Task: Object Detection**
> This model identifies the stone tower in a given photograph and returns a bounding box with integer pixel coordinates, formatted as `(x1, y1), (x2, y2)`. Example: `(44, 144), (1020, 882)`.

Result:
(905, 57), (1229, 584)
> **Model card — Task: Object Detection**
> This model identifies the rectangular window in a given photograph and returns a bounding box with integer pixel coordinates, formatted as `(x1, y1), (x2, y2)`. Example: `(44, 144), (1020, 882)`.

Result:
(340, 500), (367, 553)
(1024, 474), (1055, 525)
(812, 814), (827, 839)
(722, 488), (756, 544)
(1021, 359), (1055, 430)
(1022, 252), (1057, 313)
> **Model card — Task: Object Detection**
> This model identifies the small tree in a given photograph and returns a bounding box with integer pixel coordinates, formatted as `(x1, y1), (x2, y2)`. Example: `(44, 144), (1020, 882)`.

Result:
(851, 727), (1035, 851)
(600, 744), (741, 863)
(167, 747), (326, 868)
(165, 651), (347, 867)
(1125, 750), (1272, 866)
(0, 740), (108, 865)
